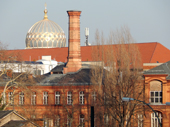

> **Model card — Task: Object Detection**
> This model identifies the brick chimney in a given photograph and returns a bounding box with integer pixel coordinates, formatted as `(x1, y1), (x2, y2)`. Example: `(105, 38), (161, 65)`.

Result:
(63, 10), (82, 74)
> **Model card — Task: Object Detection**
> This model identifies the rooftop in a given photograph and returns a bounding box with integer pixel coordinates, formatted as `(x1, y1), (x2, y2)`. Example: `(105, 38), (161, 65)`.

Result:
(5, 42), (170, 64)
(144, 61), (170, 80)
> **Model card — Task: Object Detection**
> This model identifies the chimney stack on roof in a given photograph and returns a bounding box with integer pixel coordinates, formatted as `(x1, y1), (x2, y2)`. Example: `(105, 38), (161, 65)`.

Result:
(63, 10), (82, 74)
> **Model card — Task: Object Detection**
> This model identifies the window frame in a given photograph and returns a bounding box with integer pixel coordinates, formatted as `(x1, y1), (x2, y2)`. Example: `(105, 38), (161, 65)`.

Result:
(19, 92), (24, 105)
(43, 91), (48, 105)
(80, 114), (85, 127)
(8, 92), (14, 105)
(67, 115), (72, 127)
(151, 112), (162, 127)
(138, 114), (143, 127)
(92, 91), (96, 104)
(104, 114), (109, 125)
(54, 115), (60, 127)
(55, 91), (60, 105)
(1, 92), (6, 104)
(150, 91), (162, 104)
(31, 92), (36, 105)
(79, 91), (84, 105)
(44, 119), (49, 127)
(67, 91), (72, 105)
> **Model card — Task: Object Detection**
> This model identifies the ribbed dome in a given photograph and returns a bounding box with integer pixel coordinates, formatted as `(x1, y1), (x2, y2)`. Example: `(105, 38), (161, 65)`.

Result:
(25, 6), (66, 49)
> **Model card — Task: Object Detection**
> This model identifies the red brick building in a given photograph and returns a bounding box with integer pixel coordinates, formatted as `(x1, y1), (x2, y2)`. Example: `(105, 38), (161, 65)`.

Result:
(143, 61), (170, 127)
(3, 68), (93, 127)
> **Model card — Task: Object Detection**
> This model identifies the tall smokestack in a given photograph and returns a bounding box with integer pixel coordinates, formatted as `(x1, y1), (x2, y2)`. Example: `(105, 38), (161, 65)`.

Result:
(63, 10), (82, 74)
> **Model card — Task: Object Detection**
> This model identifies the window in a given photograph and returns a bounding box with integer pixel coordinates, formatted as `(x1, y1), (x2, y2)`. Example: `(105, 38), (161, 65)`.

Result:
(151, 112), (162, 127)
(44, 118), (53, 127)
(42, 70), (44, 75)
(19, 92), (24, 105)
(104, 92), (109, 104)
(138, 114), (143, 127)
(31, 92), (36, 105)
(150, 91), (162, 104)
(8, 92), (14, 105)
(150, 81), (162, 104)
(67, 115), (72, 127)
(54, 115), (60, 127)
(80, 114), (85, 127)
(43, 92), (48, 105)
(104, 114), (109, 125)
(44, 119), (49, 127)
(79, 91), (84, 105)
(92, 91), (96, 104)
(1, 92), (6, 104)
(33, 69), (41, 75)
(126, 112), (131, 126)
(49, 65), (53, 71)
(55, 91), (60, 105)
(31, 115), (36, 119)
(67, 91), (72, 105)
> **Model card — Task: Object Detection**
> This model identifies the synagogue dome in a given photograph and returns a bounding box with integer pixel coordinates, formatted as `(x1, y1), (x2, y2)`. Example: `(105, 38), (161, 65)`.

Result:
(25, 5), (66, 49)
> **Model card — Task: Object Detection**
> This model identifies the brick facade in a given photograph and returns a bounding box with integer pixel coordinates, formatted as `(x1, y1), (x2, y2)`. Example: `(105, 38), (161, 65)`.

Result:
(0, 84), (93, 126)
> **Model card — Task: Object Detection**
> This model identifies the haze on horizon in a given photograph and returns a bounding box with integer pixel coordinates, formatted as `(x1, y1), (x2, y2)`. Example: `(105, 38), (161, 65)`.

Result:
(0, 0), (169, 50)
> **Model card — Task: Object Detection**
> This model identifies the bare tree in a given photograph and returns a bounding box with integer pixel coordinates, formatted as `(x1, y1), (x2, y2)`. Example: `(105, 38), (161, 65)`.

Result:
(0, 42), (37, 111)
(91, 27), (144, 127)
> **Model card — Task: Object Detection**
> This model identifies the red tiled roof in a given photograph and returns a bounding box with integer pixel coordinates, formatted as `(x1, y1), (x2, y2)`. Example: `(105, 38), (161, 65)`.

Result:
(6, 42), (170, 64)
(136, 42), (170, 63)
(150, 43), (170, 63)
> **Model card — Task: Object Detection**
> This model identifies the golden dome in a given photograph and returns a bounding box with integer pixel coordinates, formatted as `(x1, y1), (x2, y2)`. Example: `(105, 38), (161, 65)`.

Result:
(25, 4), (66, 49)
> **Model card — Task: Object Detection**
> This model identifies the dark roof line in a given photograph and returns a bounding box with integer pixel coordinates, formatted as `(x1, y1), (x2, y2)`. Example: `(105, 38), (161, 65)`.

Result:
(0, 110), (13, 119)
(144, 61), (170, 80)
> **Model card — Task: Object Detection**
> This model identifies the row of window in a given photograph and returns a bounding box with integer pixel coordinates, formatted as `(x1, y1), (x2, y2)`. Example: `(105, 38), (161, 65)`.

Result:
(43, 112), (162, 127)
(3, 91), (96, 105)
(96, 112), (161, 127)
(44, 114), (85, 127)
(5, 91), (163, 127)
(3, 91), (163, 105)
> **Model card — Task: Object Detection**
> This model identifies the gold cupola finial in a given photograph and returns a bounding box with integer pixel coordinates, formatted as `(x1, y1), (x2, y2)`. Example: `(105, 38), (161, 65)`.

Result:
(44, 3), (48, 19)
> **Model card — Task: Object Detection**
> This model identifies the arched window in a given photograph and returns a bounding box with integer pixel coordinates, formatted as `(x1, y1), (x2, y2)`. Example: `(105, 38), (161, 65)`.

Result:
(150, 80), (162, 104)
(151, 111), (162, 127)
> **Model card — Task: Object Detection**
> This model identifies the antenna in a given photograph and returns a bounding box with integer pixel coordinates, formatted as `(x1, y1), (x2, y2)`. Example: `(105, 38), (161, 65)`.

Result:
(85, 27), (90, 46)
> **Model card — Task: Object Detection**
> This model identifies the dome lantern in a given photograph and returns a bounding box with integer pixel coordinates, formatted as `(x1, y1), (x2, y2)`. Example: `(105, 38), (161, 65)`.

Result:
(44, 3), (48, 19)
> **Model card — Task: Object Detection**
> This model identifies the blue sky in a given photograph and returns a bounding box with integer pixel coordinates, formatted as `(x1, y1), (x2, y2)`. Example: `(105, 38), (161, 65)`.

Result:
(0, 0), (170, 49)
